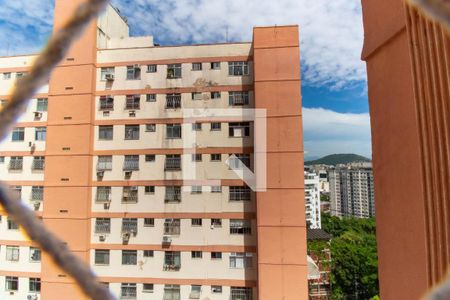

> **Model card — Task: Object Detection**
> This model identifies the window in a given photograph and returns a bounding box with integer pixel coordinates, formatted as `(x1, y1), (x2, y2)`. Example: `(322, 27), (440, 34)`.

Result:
(190, 285), (201, 299)
(191, 251), (202, 259)
(122, 250), (137, 265)
(229, 186), (251, 201)
(167, 64), (182, 78)
(143, 283), (154, 293)
(164, 252), (181, 270)
(192, 123), (202, 131)
(31, 186), (44, 201)
(95, 218), (111, 233)
(99, 126), (113, 140)
(211, 252), (222, 260)
(192, 92), (202, 100)
(164, 219), (180, 235)
(95, 249), (110, 265)
(125, 125), (140, 140)
(230, 252), (253, 269)
(99, 96), (114, 110)
(121, 283), (137, 299)
(5, 276), (18, 291)
(229, 91), (250, 106)
(231, 287), (253, 300)
(29, 278), (41, 292)
(147, 64), (157, 73)
(143, 250), (154, 258)
(32, 156), (45, 170)
(145, 154), (155, 162)
(36, 98), (48, 111)
(6, 246), (19, 261)
(95, 187), (111, 203)
(192, 62), (202, 71)
(166, 93), (182, 108)
(100, 67), (115, 81)
(229, 122), (250, 137)
(164, 284), (181, 300)
(165, 186), (181, 203)
(122, 218), (138, 234)
(11, 186), (21, 197)
(229, 154), (250, 169)
(211, 62), (221, 70)
(211, 219), (222, 227)
(230, 219), (252, 235)
(8, 157), (23, 170)
(144, 186), (155, 194)
(123, 187), (138, 203)
(145, 124), (156, 132)
(166, 124), (182, 139)
(16, 72), (25, 78)
(211, 91), (221, 99)
(29, 247), (41, 262)
(126, 65), (141, 80)
(211, 154), (221, 161)
(12, 127), (24, 141)
(144, 218), (154, 227)
(191, 218), (202, 226)
(191, 186), (202, 194)
(0, 156), (4, 163)
(192, 154), (202, 162)
(125, 95), (140, 110)
(97, 156), (112, 171)
(210, 122), (221, 131)
(146, 94), (156, 102)
(165, 155), (181, 171)
(229, 61), (250, 76)
(35, 127), (46, 141)
(123, 155), (139, 170)
(211, 186), (222, 193)
(3, 72), (11, 80)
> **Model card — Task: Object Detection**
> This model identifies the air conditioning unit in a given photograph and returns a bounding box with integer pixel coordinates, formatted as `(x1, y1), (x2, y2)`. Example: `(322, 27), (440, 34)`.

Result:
(131, 229), (137, 237)
(211, 287), (221, 293)
(105, 73), (115, 81)
(103, 202), (110, 210)
(128, 110), (136, 117)
(33, 112), (42, 119)
(162, 236), (172, 244)
(97, 171), (105, 178)
(122, 232), (130, 242)
(27, 295), (38, 300)
(99, 235), (106, 242)
(125, 171), (132, 178)
(33, 202), (41, 211)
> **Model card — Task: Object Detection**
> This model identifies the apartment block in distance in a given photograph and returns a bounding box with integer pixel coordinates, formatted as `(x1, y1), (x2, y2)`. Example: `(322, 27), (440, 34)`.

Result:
(304, 172), (321, 228)
(0, 1), (306, 300)
(329, 165), (375, 218)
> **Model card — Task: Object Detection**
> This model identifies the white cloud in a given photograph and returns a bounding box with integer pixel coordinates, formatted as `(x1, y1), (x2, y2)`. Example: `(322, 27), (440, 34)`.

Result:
(303, 107), (372, 159)
(111, 0), (366, 89)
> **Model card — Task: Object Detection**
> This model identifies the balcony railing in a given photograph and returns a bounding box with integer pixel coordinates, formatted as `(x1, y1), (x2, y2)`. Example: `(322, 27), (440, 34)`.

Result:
(164, 224), (181, 235)
(96, 190), (111, 202)
(9, 160), (23, 170)
(165, 157), (181, 171)
(32, 159), (45, 170)
(122, 191), (138, 203)
(95, 224), (110, 234)
(165, 95), (181, 109)
(31, 189), (43, 201)
(164, 189), (181, 203)
(229, 188), (251, 201)
(123, 160), (139, 171)
(163, 264), (181, 271)
(120, 289), (137, 300)
(97, 161), (112, 171)
(122, 223), (138, 234)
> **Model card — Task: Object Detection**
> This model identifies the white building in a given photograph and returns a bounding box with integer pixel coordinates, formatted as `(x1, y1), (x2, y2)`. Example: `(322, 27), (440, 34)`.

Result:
(305, 172), (321, 229)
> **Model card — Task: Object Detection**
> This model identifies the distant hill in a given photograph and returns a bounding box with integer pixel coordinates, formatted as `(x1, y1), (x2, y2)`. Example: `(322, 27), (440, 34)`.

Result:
(305, 154), (371, 166)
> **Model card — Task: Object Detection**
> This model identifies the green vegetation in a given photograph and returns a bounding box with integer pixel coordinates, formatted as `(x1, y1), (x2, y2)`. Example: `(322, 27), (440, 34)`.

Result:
(305, 154), (371, 166)
(310, 214), (379, 299)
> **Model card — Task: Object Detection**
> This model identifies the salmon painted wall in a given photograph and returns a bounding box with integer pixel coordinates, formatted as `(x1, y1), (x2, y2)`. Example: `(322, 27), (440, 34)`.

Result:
(42, 0), (97, 298)
(362, 0), (450, 298)
(253, 26), (307, 300)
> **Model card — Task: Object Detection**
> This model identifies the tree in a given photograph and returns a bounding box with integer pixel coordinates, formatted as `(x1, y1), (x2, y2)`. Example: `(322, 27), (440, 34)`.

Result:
(320, 214), (379, 299)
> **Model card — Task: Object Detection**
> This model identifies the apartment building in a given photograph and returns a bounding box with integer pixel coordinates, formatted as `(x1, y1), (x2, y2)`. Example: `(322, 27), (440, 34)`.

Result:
(329, 166), (375, 218)
(0, 2), (305, 300)
(304, 172), (321, 229)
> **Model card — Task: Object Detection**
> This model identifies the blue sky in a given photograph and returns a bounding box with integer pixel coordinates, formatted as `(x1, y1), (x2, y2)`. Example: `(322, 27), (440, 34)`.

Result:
(0, 0), (371, 160)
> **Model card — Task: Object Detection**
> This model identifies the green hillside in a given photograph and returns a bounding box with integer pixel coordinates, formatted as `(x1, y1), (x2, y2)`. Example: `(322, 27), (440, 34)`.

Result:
(305, 154), (371, 166)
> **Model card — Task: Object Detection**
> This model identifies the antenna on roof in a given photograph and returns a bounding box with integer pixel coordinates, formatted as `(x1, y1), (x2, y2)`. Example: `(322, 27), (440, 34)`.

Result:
(225, 25), (229, 43)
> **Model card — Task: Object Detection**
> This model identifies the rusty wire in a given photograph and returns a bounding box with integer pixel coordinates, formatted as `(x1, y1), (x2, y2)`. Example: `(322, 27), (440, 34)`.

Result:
(0, 0), (115, 299)
(408, 0), (450, 30)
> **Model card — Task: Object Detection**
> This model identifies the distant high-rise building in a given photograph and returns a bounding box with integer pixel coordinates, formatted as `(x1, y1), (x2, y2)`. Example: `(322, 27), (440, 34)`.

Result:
(305, 172), (321, 228)
(329, 166), (375, 218)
